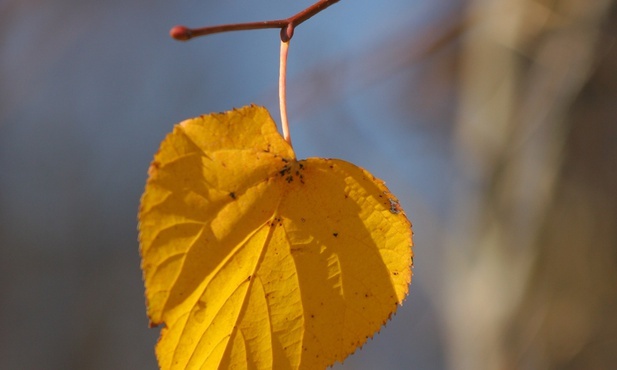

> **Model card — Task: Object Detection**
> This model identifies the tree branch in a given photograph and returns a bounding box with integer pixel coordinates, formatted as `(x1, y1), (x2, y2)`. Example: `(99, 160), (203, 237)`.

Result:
(170, 0), (341, 42)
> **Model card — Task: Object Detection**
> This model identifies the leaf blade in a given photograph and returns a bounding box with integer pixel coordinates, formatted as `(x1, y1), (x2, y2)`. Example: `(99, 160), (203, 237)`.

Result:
(139, 105), (413, 370)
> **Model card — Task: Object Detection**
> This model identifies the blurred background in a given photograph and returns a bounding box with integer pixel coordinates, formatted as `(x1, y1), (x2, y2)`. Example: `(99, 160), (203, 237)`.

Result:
(1, 0), (616, 369)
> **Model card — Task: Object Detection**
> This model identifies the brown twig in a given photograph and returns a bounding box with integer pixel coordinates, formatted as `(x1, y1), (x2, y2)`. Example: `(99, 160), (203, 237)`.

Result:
(170, 0), (341, 42)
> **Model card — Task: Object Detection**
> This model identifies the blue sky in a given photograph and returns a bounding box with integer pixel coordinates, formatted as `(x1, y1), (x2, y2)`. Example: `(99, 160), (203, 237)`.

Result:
(0, 1), (458, 368)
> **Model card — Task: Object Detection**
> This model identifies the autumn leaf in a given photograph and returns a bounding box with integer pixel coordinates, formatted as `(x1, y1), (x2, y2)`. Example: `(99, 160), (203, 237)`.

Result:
(138, 105), (413, 369)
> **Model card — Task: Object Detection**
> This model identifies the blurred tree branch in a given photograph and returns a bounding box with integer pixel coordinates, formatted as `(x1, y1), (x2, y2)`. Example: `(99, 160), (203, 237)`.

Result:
(445, 0), (617, 369)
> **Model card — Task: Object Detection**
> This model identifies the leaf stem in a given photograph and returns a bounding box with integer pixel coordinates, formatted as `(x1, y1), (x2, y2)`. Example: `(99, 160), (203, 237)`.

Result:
(170, 0), (341, 42)
(279, 38), (291, 146)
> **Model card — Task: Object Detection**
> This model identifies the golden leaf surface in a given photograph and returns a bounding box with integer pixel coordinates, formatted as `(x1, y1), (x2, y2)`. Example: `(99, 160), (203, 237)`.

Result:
(138, 105), (413, 369)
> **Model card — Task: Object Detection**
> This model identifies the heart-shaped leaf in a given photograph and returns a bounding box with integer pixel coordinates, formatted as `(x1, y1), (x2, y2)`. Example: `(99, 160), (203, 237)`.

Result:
(139, 105), (413, 369)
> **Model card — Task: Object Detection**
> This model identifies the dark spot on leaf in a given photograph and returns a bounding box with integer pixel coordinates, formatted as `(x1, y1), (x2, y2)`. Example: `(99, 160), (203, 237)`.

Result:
(300, 217), (305, 223)
(333, 233), (338, 237)
(286, 176), (293, 183)
(247, 275), (251, 281)
(389, 197), (402, 214)
(229, 192), (236, 200)
(393, 271), (398, 276)
(279, 165), (292, 177)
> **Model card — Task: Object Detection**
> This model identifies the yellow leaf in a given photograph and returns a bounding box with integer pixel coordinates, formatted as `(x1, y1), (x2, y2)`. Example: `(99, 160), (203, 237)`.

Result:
(139, 105), (413, 369)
